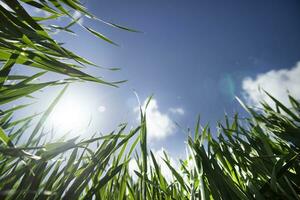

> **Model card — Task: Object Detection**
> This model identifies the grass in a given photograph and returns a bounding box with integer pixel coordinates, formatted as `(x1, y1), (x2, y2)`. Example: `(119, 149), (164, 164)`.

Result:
(1, 1), (300, 199)
(1, 86), (300, 199)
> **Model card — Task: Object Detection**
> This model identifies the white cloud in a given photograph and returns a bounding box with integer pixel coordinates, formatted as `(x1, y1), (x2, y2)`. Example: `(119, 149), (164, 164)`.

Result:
(169, 107), (185, 115)
(135, 98), (176, 141)
(128, 148), (178, 182)
(128, 158), (139, 182)
(242, 62), (300, 108)
(150, 148), (177, 182)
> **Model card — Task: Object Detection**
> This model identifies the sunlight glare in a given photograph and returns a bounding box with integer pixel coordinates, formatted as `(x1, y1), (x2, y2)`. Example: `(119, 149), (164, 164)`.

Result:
(48, 95), (92, 133)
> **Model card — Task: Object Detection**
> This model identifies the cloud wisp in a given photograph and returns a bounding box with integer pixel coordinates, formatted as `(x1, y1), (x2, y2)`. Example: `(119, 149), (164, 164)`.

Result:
(169, 107), (185, 115)
(242, 62), (300, 108)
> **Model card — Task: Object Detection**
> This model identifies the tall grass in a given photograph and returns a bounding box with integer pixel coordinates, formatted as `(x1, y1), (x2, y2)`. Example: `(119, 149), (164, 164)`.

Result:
(1, 87), (300, 199)
(0, 0), (137, 108)
(1, 1), (300, 199)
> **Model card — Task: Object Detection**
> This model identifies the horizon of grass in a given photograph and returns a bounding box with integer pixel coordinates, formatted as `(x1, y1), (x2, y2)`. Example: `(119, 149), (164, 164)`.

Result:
(1, 1), (300, 199)
(1, 87), (300, 199)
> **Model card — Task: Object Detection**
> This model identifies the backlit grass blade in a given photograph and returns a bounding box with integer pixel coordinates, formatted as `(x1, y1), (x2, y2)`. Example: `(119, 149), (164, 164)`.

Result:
(27, 85), (68, 144)
(0, 127), (12, 146)
(84, 26), (118, 46)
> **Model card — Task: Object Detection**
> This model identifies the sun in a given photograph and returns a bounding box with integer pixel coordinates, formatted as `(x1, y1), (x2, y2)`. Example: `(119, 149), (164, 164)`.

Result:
(48, 94), (92, 133)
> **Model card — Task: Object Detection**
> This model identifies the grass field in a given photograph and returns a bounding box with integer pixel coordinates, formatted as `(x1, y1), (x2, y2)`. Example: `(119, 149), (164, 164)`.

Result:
(0, 1), (300, 199)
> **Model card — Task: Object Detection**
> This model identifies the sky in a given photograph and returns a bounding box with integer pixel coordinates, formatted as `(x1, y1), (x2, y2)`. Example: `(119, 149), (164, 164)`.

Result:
(6, 0), (300, 158)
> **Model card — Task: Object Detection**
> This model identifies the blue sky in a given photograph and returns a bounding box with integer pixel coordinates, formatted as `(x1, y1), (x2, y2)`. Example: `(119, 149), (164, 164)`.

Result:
(7, 0), (300, 157)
